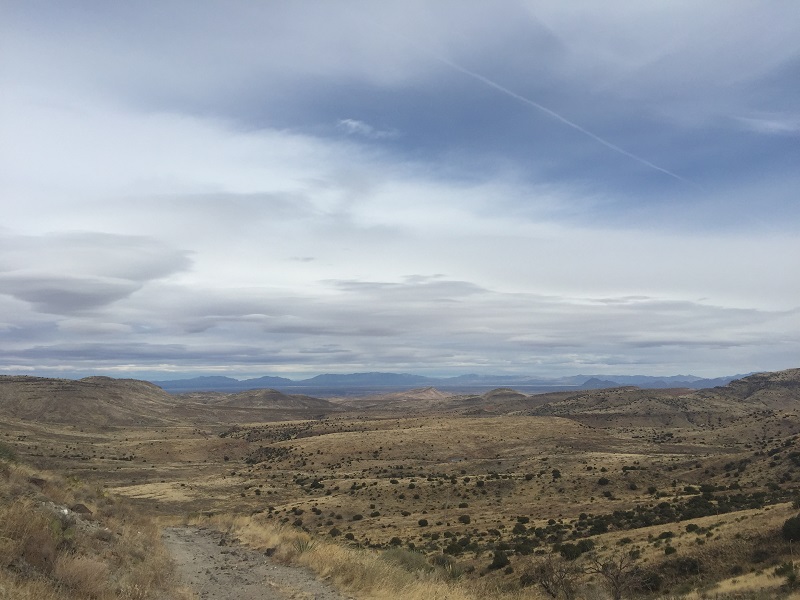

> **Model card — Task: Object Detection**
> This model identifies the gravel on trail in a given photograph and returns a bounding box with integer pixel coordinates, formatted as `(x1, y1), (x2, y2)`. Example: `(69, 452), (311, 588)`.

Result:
(162, 526), (351, 600)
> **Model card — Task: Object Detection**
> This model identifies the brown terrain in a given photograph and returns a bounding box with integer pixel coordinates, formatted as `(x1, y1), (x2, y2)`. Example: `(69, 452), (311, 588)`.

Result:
(2, 368), (800, 599)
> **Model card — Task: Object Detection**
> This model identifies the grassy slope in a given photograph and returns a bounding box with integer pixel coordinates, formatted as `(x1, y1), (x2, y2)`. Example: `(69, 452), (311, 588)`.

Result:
(0, 449), (192, 600)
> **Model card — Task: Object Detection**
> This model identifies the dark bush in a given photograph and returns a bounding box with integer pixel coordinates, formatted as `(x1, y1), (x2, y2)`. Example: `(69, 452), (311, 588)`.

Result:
(488, 551), (510, 570)
(783, 515), (800, 542)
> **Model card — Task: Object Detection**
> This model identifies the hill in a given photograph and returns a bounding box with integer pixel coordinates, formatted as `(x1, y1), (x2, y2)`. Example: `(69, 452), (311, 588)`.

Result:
(208, 388), (338, 410)
(0, 376), (340, 427)
(0, 375), (178, 426)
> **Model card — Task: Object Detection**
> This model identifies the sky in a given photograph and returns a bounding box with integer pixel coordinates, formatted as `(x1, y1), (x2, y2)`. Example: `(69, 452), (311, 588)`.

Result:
(1, 1), (799, 380)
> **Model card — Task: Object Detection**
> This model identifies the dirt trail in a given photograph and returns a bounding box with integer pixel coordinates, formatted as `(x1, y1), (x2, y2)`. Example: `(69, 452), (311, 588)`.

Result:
(162, 526), (351, 600)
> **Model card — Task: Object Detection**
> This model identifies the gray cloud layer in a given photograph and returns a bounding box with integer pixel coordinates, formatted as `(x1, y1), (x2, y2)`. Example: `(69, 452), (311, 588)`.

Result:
(1, 2), (798, 378)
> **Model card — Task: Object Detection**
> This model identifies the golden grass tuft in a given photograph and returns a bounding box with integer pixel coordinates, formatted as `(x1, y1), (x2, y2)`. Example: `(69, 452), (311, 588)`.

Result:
(54, 554), (110, 599)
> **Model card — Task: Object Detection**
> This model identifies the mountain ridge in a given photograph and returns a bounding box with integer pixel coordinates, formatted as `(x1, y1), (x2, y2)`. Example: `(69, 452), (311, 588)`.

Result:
(150, 371), (746, 394)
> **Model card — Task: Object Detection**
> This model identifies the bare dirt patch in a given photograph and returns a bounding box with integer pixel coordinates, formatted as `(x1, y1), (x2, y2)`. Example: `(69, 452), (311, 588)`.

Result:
(163, 526), (350, 600)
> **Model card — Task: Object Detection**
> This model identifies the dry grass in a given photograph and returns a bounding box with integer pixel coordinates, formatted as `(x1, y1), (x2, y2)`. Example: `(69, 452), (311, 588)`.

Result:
(186, 512), (546, 600)
(0, 460), (191, 600)
(54, 554), (111, 599)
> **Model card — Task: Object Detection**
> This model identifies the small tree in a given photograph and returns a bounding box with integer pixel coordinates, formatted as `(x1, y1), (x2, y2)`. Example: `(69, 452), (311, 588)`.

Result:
(585, 550), (641, 600)
(520, 554), (580, 600)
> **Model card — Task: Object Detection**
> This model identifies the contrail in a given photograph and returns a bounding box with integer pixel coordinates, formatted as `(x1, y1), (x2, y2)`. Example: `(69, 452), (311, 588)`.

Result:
(410, 43), (694, 186)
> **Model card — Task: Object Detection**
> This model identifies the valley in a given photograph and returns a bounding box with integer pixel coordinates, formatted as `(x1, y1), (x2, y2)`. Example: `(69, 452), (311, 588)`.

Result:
(3, 369), (800, 599)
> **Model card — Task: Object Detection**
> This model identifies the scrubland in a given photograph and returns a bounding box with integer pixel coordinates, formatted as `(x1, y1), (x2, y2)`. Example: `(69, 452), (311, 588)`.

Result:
(3, 370), (800, 598)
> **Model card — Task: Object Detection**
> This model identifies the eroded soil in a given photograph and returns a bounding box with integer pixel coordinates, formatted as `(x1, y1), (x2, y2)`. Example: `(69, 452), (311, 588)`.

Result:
(162, 527), (349, 600)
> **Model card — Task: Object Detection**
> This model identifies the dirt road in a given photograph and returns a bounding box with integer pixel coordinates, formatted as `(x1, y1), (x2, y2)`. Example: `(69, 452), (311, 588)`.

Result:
(162, 527), (350, 600)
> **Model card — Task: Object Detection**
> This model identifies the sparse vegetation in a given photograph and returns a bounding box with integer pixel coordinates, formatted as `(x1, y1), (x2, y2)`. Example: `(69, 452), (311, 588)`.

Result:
(4, 368), (800, 599)
(0, 460), (191, 600)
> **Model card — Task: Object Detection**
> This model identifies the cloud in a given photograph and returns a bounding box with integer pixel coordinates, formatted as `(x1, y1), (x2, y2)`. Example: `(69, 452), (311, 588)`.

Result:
(0, 232), (192, 280)
(337, 118), (399, 139)
(1, 274), (797, 377)
(1, 2), (799, 378)
(0, 232), (191, 314)
(736, 114), (800, 135)
(0, 274), (141, 314)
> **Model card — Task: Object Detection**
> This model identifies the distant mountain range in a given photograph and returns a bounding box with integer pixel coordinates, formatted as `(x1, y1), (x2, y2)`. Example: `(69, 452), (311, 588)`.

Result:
(150, 371), (746, 394)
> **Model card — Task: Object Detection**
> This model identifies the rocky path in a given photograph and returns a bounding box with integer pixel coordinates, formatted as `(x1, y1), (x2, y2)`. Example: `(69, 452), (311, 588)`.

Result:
(162, 527), (350, 600)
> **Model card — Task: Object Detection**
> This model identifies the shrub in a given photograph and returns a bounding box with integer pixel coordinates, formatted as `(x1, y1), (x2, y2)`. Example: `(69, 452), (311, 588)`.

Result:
(488, 551), (510, 570)
(783, 515), (800, 542)
(559, 543), (583, 560)
(458, 515), (471, 525)
(598, 477), (610, 486)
